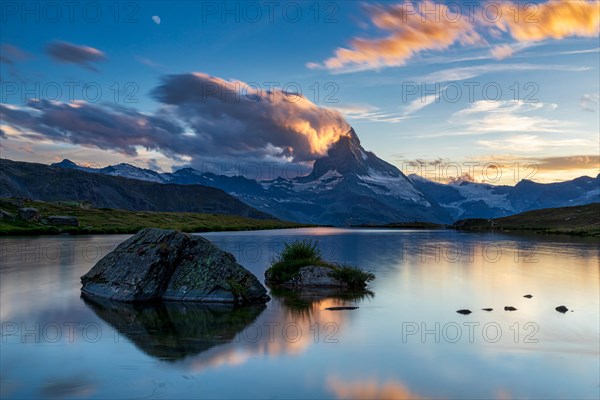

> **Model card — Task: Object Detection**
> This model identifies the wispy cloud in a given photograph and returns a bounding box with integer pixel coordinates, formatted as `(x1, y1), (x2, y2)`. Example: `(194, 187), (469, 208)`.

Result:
(334, 104), (409, 123)
(46, 41), (106, 71)
(557, 47), (600, 56)
(401, 89), (446, 116)
(477, 135), (590, 152)
(416, 63), (591, 83)
(451, 100), (571, 135)
(307, 1), (482, 73)
(0, 43), (31, 65)
(529, 154), (600, 172)
(136, 56), (168, 73)
(580, 93), (600, 112)
(489, 44), (515, 60)
(310, 0), (600, 73)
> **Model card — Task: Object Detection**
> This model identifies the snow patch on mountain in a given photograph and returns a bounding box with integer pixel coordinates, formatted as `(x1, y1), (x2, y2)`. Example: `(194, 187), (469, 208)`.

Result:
(291, 170), (343, 193)
(100, 164), (167, 183)
(451, 182), (514, 211)
(358, 169), (427, 204)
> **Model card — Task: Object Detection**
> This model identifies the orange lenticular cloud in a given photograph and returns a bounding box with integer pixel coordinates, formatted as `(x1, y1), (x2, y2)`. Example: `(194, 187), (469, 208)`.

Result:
(310, 1), (481, 71)
(497, 0), (600, 41)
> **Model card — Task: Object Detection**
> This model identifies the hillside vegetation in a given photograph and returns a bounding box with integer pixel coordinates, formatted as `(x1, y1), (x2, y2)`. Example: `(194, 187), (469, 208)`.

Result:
(453, 203), (600, 237)
(0, 198), (306, 235)
(0, 159), (273, 219)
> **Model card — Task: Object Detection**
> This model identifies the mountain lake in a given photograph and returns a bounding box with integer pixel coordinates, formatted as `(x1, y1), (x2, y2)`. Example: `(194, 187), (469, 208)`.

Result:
(1, 228), (598, 399)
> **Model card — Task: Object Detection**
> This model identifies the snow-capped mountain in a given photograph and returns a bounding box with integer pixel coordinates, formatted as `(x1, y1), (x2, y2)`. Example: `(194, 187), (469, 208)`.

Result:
(249, 129), (452, 225)
(52, 160), (168, 183)
(99, 163), (166, 183)
(411, 173), (600, 220)
(51, 128), (600, 225)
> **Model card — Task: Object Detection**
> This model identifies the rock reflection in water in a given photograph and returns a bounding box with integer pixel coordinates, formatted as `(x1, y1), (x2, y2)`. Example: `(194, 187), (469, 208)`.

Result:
(270, 287), (373, 319)
(83, 287), (370, 371)
(82, 294), (265, 361)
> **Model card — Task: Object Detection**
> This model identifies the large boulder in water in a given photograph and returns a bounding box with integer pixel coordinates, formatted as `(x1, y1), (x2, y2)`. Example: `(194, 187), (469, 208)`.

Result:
(81, 228), (269, 304)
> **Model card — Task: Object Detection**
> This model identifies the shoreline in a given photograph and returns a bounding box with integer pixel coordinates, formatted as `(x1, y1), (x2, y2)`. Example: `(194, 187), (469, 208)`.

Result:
(0, 198), (309, 237)
(2, 199), (597, 238)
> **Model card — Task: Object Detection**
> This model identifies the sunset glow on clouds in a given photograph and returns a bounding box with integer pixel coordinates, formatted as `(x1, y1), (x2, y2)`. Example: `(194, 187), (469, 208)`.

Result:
(495, 0), (600, 42)
(0, 0), (598, 182)
(310, 0), (600, 72)
(1, 74), (351, 168)
(308, 1), (481, 72)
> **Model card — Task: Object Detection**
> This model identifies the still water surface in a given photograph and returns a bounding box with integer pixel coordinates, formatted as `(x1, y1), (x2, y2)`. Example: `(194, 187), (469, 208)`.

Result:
(1, 228), (599, 399)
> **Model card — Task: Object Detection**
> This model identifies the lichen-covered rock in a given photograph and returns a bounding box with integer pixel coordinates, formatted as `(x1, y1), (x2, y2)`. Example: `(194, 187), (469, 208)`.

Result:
(81, 228), (269, 304)
(47, 215), (79, 226)
(18, 207), (40, 222)
(0, 209), (15, 219)
(275, 265), (348, 288)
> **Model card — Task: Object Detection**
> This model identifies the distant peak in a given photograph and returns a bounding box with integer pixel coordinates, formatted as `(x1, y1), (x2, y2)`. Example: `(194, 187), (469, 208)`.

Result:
(306, 127), (402, 180)
(51, 159), (79, 168)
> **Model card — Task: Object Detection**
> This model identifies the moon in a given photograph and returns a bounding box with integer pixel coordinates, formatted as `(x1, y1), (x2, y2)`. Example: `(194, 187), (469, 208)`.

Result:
(152, 15), (161, 25)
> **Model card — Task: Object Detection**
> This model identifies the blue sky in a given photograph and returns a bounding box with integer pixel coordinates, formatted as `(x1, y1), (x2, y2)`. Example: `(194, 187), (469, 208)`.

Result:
(1, 0), (599, 184)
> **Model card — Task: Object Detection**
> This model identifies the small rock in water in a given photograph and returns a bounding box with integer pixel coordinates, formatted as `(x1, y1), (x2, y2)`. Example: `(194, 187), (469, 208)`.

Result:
(481, 308), (493, 312)
(456, 309), (472, 315)
(504, 306), (517, 311)
(555, 305), (569, 313)
(325, 306), (358, 311)
(523, 294), (533, 298)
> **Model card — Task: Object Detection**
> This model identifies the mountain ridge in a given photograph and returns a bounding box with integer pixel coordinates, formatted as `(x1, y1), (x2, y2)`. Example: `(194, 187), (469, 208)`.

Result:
(0, 159), (275, 220)
(36, 128), (600, 225)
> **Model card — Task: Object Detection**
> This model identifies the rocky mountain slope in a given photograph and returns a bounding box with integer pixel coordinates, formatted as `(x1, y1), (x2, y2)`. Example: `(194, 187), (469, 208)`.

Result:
(0, 159), (274, 219)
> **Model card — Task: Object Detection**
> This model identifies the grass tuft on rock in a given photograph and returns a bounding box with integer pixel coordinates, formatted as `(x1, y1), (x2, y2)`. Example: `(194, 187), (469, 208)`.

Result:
(265, 240), (374, 289)
(330, 265), (375, 290)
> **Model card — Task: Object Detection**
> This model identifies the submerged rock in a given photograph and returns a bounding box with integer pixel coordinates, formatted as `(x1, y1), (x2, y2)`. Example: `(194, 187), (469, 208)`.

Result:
(81, 228), (269, 304)
(504, 306), (517, 311)
(555, 305), (569, 313)
(456, 309), (472, 315)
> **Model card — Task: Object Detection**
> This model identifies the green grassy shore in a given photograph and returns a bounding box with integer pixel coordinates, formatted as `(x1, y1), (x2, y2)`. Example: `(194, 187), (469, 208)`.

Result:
(453, 203), (600, 237)
(0, 198), (307, 236)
